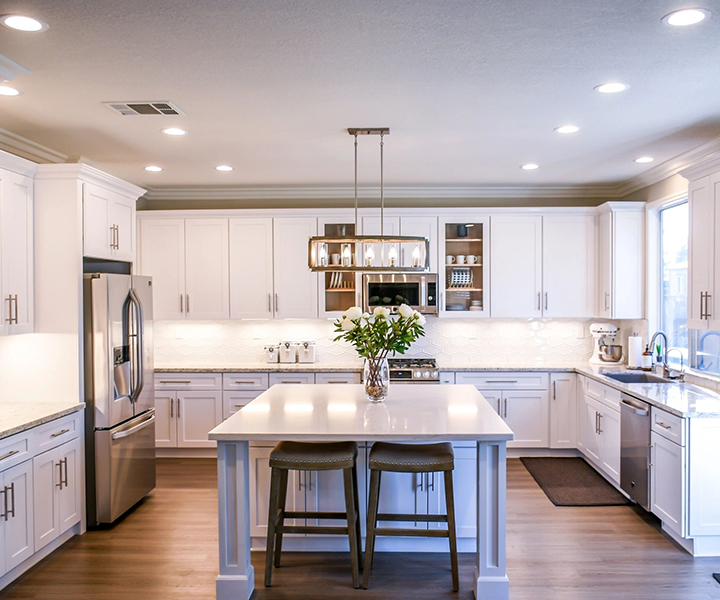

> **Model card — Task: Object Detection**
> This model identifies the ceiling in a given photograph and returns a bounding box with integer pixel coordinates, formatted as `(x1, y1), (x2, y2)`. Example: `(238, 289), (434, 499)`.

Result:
(1, 0), (720, 198)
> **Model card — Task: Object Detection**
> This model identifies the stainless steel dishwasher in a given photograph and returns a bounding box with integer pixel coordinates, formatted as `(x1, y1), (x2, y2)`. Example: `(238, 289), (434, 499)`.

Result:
(620, 394), (651, 510)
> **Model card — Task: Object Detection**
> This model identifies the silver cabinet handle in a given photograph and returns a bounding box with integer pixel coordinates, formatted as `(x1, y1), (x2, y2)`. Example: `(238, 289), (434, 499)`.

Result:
(62, 457), (68, 488)
(595, 411), (599, 434)
(234, 381), (257, 385)
(56, 462), (63, 488)
(489, 380), (518, 384)
(429, 471), (435, 491)
(4, 295), (12, 324)
(6, 483), (14, 519)
(598, 413), (603, 434)
(537, 292), (541, 311)
(186, 294), (190, 313)
(706, 293), (713, 319)
(604, 292), (610, 312)
(170, 398), (174, 418)
(0, 449), (19, 462)
(0, 488), (5, 521)
(180, 294), (184, 313)
(12, 295), (18, 324)
(656, 421), (671, 430)
(51, 428), (70, 438)
(268, 293), (272, 313)
(503, 398), (508, 418)
(544, 292), (548, 311)
(115, 224), (121, 250)
(497, 398), (501, 415)
(281, 380), (304, 384)
(700, 292), (705, 319)
(552, 380), (556, 400)
(177, 399), (181, 417)
(110, 224), (115, 249)
(274, 293), (279, 313)
(159, 380), (192, 384)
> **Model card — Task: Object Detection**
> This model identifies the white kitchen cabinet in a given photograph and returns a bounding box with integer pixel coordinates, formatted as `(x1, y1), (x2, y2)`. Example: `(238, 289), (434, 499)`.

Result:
(502, 391), (549, 448)
(651, 431), (686, 538)
(713, 173), (720, 332)
(154, 392), (177, 448)
(184, 219), (230, 319)
(273, 217), (318, 318)
(223, 391), (263, 419)
(550, 373), (577, 449)
(0, 169), (34, 335)
(229, 218), (274, 319)
(83, 182), (136, 262)
(576, 377), (587, 453)
(490, 215), (543, 318)
(314, 372), (361, 385)
(139, 219), (186, 320)
(1, 459), (34, 573)
(248, 446), (299, 538)
(139, 218), (229, 320)
(176, 391), (223, 448)
(583, 397), (603, 464)
(596, 204), (644, 319)
(542, 216), (596, 318)
(583, 394), (620, 483)
(428, 446), (476, 538)
(269, 372), (316, 385)
(375, 469), (429, 532)
(400, 216), (438, 272)
(32, 437), (82, 552)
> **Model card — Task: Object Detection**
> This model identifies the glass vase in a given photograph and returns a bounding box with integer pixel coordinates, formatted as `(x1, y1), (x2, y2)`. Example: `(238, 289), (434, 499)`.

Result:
(363, 357), (389, 402)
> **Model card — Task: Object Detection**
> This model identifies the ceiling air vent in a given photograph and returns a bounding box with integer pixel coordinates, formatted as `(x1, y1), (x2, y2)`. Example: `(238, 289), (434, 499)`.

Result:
(103, 101), (185, 116)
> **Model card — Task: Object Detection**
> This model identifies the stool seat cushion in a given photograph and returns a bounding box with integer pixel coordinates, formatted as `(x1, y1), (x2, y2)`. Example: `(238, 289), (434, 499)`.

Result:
(269, 441), (358, 470)
(368, 442), (454, 473)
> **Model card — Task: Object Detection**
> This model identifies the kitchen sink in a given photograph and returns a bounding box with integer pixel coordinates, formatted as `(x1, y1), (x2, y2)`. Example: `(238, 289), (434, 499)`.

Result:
(603, 372), (673, 384)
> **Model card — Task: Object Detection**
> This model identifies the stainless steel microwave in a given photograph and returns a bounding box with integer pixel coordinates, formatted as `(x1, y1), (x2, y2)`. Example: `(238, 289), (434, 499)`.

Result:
(362, 273), (437, 315)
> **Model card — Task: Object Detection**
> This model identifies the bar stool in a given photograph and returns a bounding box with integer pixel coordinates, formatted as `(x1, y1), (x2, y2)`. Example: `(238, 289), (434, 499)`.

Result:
(362, 441), (459, 591)
(264, 441), (363, 588)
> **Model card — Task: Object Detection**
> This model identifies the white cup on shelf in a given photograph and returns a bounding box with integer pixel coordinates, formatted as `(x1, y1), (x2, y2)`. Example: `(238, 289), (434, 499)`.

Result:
(467, 255), (479, 264)
(446, 255), (455, 264)
(455, 255), (466, 265)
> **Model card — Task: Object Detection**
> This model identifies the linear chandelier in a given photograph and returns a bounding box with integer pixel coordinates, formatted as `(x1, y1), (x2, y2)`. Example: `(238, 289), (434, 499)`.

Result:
(308, 128), (430, 272)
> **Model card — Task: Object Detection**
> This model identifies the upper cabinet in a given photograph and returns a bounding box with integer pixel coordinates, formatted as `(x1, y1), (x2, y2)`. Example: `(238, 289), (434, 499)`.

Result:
(230, 218), (275, 319)
(682, 160), (720, 331)
(83, 182), (138, 262)
(273, 217), (318, 319)
(317, 215), (360, 319)
(0, 167), (34, 335)
(597, 204), (645, 320)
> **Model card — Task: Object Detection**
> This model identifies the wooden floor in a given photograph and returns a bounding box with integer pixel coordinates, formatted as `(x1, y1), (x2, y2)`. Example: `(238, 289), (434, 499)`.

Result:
(2, 458), (719, 599)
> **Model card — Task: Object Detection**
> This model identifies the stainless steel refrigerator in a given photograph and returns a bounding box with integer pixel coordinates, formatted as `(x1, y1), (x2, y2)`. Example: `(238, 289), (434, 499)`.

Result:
(83, 273), (156, 526)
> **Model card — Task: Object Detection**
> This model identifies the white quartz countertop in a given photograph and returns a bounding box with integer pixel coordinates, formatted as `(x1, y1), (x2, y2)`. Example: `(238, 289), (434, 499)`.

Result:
(0, 401), (85, 441)
(209, 384), (513, 442)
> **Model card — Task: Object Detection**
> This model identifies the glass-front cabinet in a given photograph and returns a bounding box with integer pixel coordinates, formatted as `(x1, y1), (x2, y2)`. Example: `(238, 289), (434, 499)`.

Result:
(438, 216), (490, 317)
(317, 218), (361, 318)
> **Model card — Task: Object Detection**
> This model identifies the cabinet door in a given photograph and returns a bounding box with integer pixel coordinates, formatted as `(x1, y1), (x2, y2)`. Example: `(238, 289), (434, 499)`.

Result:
(502, 390), (549, 448)
(229, 218), (274, 319)
(650, 431), (686, 537)
(688, 177), (713, 329)
(248, 447), (299, 538)
(542, 216), (596, 317)
(710, 173), (720, 331)
(154, 392), (177, 448)
(223, 391), (262, 420)
(490, 216), (543, 318)
(576, 378), (587, 452)
(273, 217), (318, 318)
(375, 469), (428, 531)
(3, 459), (34, 571)
(32, 447), (61, 551)
(83, 182), (113, 259)
(478, 389), (502, 415)
(185, 219), (230, 319)
(109, 195), (136, 262)
(583, 397), (602, 464)
(176, 391), (223, 448)
(550, 373), (577, 449)
(598, 211), (613, 319)
(58, 437), (82, 534)
(305, 468), (349, 529)
(600, 407), (621, 483)
(612, 210), (644, 319)
(400, 216), (438, 272)
(1, 170), (34, 335)
(428, 445), (476, 538)
(139, 219), (186, 320)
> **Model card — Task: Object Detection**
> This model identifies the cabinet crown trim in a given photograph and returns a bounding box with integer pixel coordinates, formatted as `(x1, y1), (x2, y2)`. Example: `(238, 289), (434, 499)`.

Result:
(35, 164), (145, 199)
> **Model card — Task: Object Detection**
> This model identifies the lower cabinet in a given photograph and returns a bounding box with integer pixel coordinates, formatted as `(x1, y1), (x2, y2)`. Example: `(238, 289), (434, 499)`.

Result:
(155, 391), (223, 449)
(651, 431), (686, 537)
(479, 389), (549, 448)
(582, 395), (620, 483)
(0, 460), (34, 573)
(550, 373), (577, 448)
(429, 445), (476, 538)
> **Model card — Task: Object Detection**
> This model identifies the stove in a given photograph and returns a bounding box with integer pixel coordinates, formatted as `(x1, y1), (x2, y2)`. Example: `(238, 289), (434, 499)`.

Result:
(388, 358), (440, 383)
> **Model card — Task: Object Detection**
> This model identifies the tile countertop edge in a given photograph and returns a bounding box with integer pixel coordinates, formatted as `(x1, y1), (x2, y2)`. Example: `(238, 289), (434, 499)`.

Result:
(0, 402), (85, 441)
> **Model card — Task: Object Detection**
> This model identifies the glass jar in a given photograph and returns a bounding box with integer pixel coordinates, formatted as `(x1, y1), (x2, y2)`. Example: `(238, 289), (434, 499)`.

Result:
(363, 357), (389, 402)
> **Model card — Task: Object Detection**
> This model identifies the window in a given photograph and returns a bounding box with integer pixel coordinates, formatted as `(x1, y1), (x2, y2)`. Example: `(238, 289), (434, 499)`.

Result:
(659, 201), (688, 366)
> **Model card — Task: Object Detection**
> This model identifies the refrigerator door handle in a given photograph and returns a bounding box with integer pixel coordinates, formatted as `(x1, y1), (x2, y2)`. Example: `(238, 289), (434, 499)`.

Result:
(111, 414), (155, 440)
(125, 288), (145, 404)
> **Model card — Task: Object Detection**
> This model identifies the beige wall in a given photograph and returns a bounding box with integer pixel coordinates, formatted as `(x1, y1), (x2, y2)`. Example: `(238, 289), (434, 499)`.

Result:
(623, 174), (688, 203)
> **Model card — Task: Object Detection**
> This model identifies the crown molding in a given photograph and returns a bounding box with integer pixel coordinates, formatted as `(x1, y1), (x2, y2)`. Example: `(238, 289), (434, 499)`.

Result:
(0, 53), (29, 83)
(35, 163), (146, 199)
(0, 127), (67, 165)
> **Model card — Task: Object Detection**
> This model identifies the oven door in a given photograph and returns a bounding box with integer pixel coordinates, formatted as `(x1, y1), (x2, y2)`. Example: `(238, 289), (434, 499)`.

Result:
(363, 274), (437, 314)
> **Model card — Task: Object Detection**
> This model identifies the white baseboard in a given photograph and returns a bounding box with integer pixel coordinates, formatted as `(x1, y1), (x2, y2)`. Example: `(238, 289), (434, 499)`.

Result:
(507, 448), (581, 458)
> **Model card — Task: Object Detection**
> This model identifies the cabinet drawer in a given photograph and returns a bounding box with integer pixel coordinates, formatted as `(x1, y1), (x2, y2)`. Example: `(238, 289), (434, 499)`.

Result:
(155, 373), (222, 390)
(222, 373), (269, 391)
(223, 391), (264, 419)
(440, 372), (456, 385)
(652, 408), (686, 446)
(584, 377), (621, 410)
(314, 372), (361, 385)
(32, 413), (80, 455)
(269, 372), (315, 385)
(0, 432), (31, 472)
(455, 372), (549, 390)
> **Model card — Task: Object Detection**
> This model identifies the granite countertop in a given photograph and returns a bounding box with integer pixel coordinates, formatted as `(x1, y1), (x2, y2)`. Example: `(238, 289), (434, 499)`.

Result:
(438, 362), (585, 372)
(0, 401), (85, 441)
(155, 362), (365, 373)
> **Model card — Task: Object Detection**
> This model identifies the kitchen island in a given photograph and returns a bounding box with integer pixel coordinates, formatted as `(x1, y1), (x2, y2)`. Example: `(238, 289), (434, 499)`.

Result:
(209, 383), (513, 600)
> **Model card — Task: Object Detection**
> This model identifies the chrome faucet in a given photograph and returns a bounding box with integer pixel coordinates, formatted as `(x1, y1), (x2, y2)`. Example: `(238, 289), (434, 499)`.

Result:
(649, 331), (669, 378)
(666, 348), (686, 382)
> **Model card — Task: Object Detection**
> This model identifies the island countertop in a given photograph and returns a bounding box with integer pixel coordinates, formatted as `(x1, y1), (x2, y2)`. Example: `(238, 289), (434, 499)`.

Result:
(209, 383), (513, 442)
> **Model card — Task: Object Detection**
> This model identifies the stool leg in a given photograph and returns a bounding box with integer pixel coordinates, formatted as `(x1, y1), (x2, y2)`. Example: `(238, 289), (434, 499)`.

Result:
(362, 469), (381, 589)
(444, 470), (459, 592)
(351, 463), (363, 569)
(274, 468), (289, 568)
(343, 467), (361, 588)
(264, 467), (282, 587)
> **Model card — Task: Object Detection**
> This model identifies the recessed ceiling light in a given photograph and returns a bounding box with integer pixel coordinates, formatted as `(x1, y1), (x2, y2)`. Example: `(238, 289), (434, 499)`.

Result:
(162, 127), (186, 136)
(0, 85), (21, 96)
(216, 165), (233, 172)
(594, 82), (629, 94)
(635, 156), (655, 164)
(555, 125), (580, 134)
(0, 14), (49, 32)
(145, 165), (163, 172)
(662, 8), (710, 26)
(521, 163), (539, 170)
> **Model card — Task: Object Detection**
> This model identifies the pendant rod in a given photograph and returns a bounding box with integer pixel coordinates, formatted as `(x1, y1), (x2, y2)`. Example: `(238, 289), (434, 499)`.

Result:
(354, 132), (358, 232)
(380, 132), (384, 236)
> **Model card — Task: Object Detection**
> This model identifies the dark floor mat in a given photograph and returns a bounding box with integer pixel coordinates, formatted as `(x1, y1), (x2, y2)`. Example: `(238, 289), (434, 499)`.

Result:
(520, 457), (631, 506)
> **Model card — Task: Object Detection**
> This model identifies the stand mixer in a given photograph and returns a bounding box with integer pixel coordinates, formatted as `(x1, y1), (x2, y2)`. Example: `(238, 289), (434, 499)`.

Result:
(589, 323), (624, 365)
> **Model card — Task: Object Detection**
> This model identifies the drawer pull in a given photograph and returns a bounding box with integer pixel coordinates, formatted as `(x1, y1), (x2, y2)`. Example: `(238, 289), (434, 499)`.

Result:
(0, 449), (19, 462)
(50, 429), (70, 438)
(234, 381), (257, 385)
(280, 381), (305, 384)
(487, 380), (518, 384)
(327, 381), (349, 384)
(159, 380), (192, 384)
(234, 404), (247, 408)
(656, 421), (672, 430)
